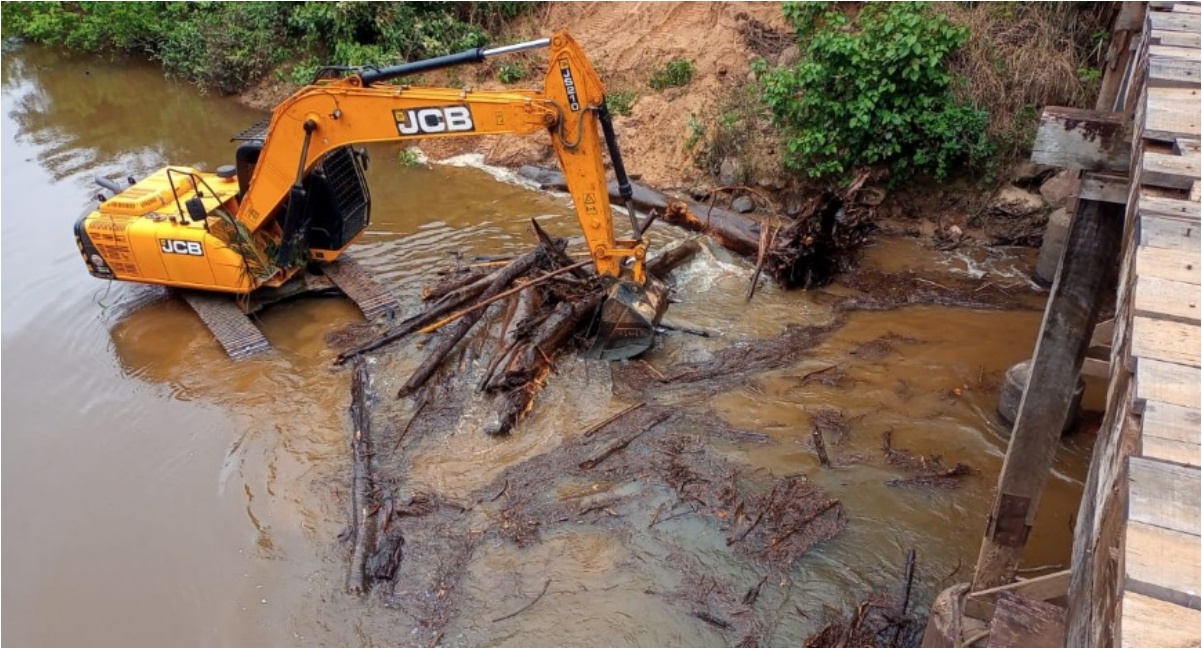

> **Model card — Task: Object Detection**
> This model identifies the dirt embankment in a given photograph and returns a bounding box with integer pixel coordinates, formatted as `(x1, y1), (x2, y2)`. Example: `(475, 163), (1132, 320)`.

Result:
(241, 2), (1083, 249)
(474, 2), (791, 190)
(242, 2), (788, 191)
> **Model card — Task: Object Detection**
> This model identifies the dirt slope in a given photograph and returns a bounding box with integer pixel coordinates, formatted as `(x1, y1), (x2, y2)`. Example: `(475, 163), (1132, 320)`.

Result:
(419, 2), (790, 188)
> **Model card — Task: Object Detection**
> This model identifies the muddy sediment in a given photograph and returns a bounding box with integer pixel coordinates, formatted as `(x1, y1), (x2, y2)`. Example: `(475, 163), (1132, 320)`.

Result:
(352, 400), (849, 646)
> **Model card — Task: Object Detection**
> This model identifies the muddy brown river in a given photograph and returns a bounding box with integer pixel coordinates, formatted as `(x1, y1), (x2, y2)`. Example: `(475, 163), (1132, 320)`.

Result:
(2, 47), (1098, 647)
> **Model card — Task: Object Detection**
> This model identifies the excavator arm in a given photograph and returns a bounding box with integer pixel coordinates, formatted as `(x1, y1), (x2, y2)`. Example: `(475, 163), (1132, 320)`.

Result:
(237, 31), (647, 283)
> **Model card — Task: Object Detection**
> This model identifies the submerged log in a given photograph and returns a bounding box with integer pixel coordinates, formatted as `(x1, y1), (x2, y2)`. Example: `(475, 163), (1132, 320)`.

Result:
(335, 270), (499, 364)
(348, 357), (375, 595)
(646, 239), (702, 279)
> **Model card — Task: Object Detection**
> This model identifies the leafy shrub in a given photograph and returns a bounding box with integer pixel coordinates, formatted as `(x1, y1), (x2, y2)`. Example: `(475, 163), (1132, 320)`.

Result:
(1, 2), (538, 93)
(156, 3), (290, 94)
(649, 58), (696, 90)
(397, 148), (425, 168)
(497, 62), (526, 84)
(754, 2), (993, 182)
(606, 90), (637, 116)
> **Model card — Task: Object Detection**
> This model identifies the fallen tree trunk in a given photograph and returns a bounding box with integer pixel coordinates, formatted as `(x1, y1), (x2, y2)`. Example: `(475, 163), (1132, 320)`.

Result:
(348, 357), (375, 595)
(484, 292), (603, 436)
(398, 246), (546, 398)
(520, 167), (863, 289)
(521, 166), (762, 255)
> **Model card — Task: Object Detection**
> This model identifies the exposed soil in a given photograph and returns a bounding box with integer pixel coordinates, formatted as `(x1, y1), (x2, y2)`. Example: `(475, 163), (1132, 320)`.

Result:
(238, 2), (1063, 253)
(239, 2), (790, 191)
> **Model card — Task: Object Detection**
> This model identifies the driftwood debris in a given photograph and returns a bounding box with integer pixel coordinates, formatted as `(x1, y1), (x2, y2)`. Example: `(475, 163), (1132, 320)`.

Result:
(397, 246), (545, 398)
(347, 357), (376, 595)
(882, 429), (977, 489)
(335, 271), (497, 364)
(342, 223), (702, 439)
(805, 550), (923, 648)
(812, 425), (832, 467)
(422, 268), (489, 301)
(520, 166), (871, 289)
(484, 292), (603, 436)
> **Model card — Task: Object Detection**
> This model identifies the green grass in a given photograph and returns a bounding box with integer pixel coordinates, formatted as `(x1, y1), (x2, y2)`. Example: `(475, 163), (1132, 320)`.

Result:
(607, 90), (637, 116)
(649, 58), (695, 90)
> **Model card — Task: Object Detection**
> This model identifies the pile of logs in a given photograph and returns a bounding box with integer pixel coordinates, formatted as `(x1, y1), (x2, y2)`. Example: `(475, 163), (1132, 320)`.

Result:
(336, 221), (699, 437)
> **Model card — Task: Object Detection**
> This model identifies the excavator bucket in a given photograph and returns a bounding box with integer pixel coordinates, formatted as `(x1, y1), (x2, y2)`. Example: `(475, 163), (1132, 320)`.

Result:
(587, 277), (669, 361)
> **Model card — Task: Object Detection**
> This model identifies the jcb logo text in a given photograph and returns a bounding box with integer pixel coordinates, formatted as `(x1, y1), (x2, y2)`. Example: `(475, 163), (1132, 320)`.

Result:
(394, 106), (474, 136)
(160, 239), (204, 256)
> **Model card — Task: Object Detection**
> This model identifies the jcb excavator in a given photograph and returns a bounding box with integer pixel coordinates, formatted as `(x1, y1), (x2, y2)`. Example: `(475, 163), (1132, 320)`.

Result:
(74, 32), (664, 360)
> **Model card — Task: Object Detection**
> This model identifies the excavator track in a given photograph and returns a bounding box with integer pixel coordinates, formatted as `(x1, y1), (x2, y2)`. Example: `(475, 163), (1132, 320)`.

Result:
(181, 291), (272, 361)
(321, 256), (400, 322)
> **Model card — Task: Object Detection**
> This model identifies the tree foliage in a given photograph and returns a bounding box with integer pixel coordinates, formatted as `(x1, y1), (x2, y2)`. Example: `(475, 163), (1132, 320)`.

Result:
(754, 2), (993, 183)
(1, 2), (535, 94)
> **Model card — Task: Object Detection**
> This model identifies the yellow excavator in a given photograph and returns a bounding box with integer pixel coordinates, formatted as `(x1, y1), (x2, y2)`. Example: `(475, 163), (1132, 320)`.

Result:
(74, 32), (664, 360)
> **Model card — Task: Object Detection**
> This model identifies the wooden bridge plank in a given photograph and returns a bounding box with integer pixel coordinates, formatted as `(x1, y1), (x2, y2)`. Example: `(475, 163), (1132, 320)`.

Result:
(1148, 11), (1202, 34)
(1128, 455), (1201, 534)
(966, 571), (1071, 620)
(1136, 246), (1202, 284)
(1142, 432), (1202, 467)
(1080, 172), (1130, 203)
(1140, 195), (1202, 220)
(1135, 357), (1201, 410)
(1139, 214), (1201, 251)
(1148, 44), (1202, 60)
(1150, 29), (1202, 48)
(1031, 107), (1130, 171)
(1142, 400), (1202, 467)
(1132, 316), (1201, 366)
(1144, 401), (1202, 444)
(987, 593), (1066, 648)
(1125, 520), (1201, 606)
(1145, 87), (1202, 142)
(1121, 591), (1202, 648)
(1149, 54), (1201, 87)
(1142, 151), (1202, 189)
(1134, 276), (1202, 324)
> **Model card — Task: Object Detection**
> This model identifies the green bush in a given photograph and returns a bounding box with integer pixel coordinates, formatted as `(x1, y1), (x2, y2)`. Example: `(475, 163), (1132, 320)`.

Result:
(156, 3), (290, 94)
(497, 62), (526, 84)
(649, 58), (695, 90)
(1, 2), (538, 93)
(397, 148), (424, 168)
(606, 90), (638, 116)
(754, 2), (993, 183)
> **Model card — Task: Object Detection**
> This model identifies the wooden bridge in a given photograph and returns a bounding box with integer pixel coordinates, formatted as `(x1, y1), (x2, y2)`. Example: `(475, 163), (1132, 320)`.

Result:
(925, 2), (1199, 646)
